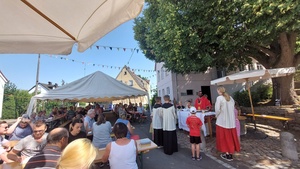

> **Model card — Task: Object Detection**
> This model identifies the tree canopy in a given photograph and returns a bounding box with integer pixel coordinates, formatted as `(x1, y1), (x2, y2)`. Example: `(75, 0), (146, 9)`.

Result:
(2, 82), (32, 119)
(134, 0), (300, 104)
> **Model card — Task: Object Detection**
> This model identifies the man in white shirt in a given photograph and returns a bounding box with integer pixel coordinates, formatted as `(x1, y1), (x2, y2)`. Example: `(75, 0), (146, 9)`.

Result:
(7, 120), (48, 164)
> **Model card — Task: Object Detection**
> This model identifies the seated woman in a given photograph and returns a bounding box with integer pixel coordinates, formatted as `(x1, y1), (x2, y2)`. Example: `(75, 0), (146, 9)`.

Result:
(92, 114), (112, 149)
(68, 118), (87, 144)
(115, 114), (134, 139)
(102, 122), (138, 169)
(57, 138), (98, 169)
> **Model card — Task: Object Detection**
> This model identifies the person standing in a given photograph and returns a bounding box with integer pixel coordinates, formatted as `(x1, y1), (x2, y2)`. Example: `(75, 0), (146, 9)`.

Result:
(234, 101), (241, 144)
(162, 95), (178, 155)
(215, 86), (240, 161)
(186, 107), (203, 161)
(151, 97), (163, 147)
(194, 91), (212, 110)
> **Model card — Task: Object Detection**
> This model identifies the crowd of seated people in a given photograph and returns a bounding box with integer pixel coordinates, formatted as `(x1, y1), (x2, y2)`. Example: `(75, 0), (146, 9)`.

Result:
(0, 102), (145, 168)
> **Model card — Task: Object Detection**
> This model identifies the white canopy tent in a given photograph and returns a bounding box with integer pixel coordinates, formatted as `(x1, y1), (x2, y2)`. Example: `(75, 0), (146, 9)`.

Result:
(0, 0), (144, 54)
(210, 67), (295, 129)
(26, 71), (147, 115)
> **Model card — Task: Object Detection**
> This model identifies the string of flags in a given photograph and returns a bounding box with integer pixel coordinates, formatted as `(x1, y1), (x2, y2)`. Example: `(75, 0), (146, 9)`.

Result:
(90, 45), (155, 55)
(47, 55), (156, 79)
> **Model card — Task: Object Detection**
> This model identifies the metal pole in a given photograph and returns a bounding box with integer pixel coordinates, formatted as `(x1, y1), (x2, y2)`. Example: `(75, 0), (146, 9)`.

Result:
(33, 54), (41, 114)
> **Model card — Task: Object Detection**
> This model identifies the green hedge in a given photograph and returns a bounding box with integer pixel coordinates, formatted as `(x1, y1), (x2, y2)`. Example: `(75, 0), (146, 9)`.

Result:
(233, 84), (272, 107)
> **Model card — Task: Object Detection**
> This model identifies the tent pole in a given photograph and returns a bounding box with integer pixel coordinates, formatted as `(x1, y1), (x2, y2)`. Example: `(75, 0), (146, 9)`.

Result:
(247, 80), (256, 130)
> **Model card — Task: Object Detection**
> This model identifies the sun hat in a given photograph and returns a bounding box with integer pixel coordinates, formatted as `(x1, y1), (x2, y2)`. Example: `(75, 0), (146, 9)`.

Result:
(190, 107), (197, 114)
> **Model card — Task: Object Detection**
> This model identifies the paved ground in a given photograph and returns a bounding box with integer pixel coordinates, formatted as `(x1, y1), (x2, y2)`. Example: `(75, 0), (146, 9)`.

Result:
(131, 112), (300, 169)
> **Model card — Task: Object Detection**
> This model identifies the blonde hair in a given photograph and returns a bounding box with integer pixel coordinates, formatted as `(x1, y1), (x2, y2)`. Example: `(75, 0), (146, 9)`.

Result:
(217, 86), (231, 101)
(56, 138), (98, 169)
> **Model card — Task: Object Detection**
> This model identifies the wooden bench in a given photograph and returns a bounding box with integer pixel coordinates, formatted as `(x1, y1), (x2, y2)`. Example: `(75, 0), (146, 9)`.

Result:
(246, 114), (294, 129)
(59, 120), (72, 128)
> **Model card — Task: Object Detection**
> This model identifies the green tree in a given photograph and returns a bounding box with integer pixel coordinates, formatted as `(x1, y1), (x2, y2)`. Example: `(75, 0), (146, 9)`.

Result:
(134, 0), (300, 104)
(14, 90), (33, 116)
(2, 94), (16, 119)
(2, 82), (17, 118)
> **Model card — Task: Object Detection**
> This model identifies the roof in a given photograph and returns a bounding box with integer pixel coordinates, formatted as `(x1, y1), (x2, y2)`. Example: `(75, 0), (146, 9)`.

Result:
(0, 71), (8, 83)
(28, 82), (58, 92)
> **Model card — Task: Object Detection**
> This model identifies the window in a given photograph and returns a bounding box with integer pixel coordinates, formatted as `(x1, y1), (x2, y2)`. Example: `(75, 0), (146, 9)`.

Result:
(161, 68), (164, 80)
(257, 63), (263, 70)
(165, 70), (169, 76)
(248, 64), (254, 70)
(180, 92), (187, 96)
(217, 70), (226, 78)
(239, 64), (245, 71)
(186, 89), (193, 95)
(167, 87), (170, 95)
(128, 80), (133, 86)
(157, 70), (160, 82)
(158, 90), (161, 97)
(162, 89), (165, 96)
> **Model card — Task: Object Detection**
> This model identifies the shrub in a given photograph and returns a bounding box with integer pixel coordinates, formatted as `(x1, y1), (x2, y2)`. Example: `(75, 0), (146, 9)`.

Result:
(256, 84), (272, 101)
(233, 84), (272, 107)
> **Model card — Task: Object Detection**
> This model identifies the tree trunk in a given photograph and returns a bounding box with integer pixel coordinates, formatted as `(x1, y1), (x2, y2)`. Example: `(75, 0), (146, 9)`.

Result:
(272, 75), (299, 105)
(254, 33), (299, 105)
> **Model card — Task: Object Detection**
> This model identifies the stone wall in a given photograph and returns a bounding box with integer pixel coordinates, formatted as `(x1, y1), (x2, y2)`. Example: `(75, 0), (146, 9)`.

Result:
(240, 106), (300, 130)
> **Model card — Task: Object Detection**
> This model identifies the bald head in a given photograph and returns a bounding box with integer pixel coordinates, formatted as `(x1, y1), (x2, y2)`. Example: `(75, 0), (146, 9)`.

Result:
(47, 127), (69, 144)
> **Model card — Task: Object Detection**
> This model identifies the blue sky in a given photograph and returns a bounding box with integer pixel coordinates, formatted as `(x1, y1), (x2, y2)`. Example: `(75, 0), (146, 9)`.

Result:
(0, 19), (157, 92)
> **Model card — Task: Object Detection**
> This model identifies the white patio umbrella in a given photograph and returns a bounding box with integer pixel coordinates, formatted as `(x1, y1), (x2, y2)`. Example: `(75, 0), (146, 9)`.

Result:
(210, 67), (295, 127)
(0, 0), (144, 54)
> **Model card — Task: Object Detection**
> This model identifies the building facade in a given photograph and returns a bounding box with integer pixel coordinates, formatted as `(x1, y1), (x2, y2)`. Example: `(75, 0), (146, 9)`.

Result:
(28, 82), (59, 94)
(114, 65), (150, 105)
(0, 71), (8, 118)
(156, 59), (264, 106)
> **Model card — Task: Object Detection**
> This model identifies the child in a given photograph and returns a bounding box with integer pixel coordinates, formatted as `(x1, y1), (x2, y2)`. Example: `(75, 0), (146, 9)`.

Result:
(186, 107), (203, 161)
(234, 101), (241, 144)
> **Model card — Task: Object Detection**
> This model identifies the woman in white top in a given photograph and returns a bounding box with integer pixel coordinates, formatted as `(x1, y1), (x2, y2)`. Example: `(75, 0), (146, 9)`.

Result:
(102, 122), (138, 169)
(215, 86), (240, 162)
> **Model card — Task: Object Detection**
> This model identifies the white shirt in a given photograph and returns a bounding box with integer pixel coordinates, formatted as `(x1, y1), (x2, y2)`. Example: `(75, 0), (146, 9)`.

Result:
(109, 139), (137, 169)
(215, 96), (236, 128)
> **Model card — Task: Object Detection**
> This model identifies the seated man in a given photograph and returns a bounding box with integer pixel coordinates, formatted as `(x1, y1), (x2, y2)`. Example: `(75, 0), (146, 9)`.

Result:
(8, 114), (33, 141)
(7, 120), (48, 163)
(24, 127), (69, 169)
(0, 121), (14, 163)
(84, 109), (95, 133)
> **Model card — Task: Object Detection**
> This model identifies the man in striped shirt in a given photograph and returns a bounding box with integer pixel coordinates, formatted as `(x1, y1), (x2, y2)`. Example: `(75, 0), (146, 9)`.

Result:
(24, 127), (69, 169)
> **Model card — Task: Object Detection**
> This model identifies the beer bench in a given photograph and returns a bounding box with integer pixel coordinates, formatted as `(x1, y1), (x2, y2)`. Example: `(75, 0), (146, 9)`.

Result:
(246, 114), (293, 130)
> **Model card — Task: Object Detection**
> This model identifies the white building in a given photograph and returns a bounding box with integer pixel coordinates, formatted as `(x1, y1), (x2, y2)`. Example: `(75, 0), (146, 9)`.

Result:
(155, 59), (264, 105)
(0, 71), (8, 118)
(28, 82), (59, 95)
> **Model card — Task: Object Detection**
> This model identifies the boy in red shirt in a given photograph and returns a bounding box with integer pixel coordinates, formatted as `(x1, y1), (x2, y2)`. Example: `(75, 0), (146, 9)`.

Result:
(186, 107), (203, 161)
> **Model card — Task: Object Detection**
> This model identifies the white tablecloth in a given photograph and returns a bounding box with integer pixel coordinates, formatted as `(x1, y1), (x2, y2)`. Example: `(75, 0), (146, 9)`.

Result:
(177, 109), (216, 136)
